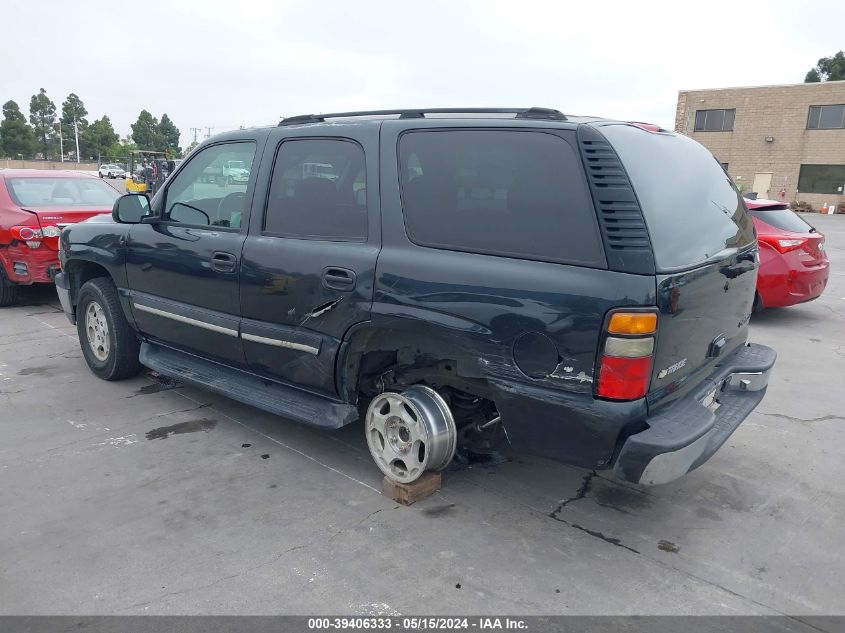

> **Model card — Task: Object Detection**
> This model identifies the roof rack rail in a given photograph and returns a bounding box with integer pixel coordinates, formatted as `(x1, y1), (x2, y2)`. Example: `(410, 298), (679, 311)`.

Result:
(278, 107), (566, 126)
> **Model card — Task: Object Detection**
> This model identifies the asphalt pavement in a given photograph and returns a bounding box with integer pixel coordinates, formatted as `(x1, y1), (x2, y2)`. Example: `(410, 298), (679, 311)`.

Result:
(0, 214), (843, 616)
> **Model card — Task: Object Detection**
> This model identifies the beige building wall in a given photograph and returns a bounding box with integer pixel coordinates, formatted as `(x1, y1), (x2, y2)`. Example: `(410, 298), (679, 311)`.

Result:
(1, 159), (98, 171)
(676, 81), (845, 211)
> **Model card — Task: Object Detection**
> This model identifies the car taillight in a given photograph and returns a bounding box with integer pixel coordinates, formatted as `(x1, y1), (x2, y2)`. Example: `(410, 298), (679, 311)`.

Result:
(596, 310), (657, 401)
(10, 225), (43, 249)
(759, 235), (807, 254)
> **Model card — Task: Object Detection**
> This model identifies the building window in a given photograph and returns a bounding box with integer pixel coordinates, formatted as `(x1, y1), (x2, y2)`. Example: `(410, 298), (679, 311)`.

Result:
(720, 162), (729, 172)
(694, 109), (735, 132)
(797, 164), (845, 194)
(807, 104), (845, 129)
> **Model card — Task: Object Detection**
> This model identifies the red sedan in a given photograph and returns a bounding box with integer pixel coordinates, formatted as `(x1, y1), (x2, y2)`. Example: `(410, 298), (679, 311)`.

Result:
(745, 198), (830, 310)
(0, 170), (118, 306)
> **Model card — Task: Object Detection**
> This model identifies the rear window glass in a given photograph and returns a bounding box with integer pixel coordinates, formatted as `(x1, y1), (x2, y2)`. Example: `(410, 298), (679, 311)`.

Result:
(6, 177), (119, 208)
(398, 130), (604, 267)
(601, 124), (756, 271)
(750, 208), (813, 233)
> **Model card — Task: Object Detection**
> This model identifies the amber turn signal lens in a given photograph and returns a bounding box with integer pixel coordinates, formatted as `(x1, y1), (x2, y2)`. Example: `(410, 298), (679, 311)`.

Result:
(608, 312), (657, 335)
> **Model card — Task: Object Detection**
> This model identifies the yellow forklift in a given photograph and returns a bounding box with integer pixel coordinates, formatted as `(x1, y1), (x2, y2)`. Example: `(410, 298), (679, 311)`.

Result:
(126, 150), (170, 195)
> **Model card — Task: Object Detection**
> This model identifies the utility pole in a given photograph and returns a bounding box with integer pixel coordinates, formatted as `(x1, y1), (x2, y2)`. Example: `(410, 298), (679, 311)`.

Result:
(73, 116), (80, 164)
(55, 122), (64, 162)
(204, 126), (214, 139)
(189, 127), (200, 143)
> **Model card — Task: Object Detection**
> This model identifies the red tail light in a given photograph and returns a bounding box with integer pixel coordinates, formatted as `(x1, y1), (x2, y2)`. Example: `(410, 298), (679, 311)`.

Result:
(758, 235), (807, 254)
(598, 355), (654, 400)
(596, 310), (658, 401)
(10, 225), (44, 249)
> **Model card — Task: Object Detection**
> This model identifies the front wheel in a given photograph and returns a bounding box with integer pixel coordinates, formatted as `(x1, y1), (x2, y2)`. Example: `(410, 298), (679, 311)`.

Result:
(77, 277), (141, 380)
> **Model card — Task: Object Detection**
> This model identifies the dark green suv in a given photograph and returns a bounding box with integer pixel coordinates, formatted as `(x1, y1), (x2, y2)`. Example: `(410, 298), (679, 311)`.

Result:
(55, 108), (775, 486)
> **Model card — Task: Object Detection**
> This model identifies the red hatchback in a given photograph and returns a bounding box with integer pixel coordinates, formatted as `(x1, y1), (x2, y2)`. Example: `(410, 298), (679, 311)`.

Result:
(0, 170), (118, 306)
(745, 198), (830, 310)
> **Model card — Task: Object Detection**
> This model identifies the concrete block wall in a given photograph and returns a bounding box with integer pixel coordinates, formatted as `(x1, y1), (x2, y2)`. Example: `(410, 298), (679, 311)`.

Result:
(676, 81), (845, 212)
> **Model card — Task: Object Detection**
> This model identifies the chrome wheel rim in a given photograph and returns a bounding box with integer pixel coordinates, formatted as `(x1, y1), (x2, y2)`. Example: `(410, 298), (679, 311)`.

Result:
(365, 386), (457, 484)
(85, 301), (110, 362)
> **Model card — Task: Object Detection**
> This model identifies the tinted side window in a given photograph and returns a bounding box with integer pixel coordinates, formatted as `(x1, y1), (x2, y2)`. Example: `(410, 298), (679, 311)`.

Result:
(601, 124), (755, 271)
(265, 139), (367, 241)
(163, 142), (256, 228)
(398, 130), (604, 267)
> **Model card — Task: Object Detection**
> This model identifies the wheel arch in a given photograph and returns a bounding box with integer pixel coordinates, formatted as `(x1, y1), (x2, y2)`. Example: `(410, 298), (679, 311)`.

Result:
(337, 321), (493, 404)
(64, 259), (115, 308)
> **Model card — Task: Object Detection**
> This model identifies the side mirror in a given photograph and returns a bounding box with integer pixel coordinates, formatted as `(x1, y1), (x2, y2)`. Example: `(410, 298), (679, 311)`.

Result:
(112, 194), (151, 224)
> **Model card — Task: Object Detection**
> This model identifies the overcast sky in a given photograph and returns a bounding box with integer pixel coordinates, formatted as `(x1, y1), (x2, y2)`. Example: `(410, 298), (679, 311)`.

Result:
(4, 0), (843, 147)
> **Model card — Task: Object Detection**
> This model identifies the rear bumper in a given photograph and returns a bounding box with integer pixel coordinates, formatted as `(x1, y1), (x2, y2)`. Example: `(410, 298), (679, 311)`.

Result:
(612, 343), (777, 485)
(0, 249), (61, 285)
(54, 272), (76, 325)
(758, 257), (829, 308)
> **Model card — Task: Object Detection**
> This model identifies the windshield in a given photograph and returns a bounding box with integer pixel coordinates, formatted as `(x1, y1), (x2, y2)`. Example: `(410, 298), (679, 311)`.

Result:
(6, 177), (120, 208)
(750, 208), (814, 233)
(227, 161), (247, 169)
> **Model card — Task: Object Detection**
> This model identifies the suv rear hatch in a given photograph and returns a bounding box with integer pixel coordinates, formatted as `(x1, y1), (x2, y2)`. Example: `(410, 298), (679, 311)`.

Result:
(600, 124), (758, 408)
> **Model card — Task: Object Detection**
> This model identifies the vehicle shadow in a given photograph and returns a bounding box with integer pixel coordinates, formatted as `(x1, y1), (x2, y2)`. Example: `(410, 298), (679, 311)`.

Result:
(14, 283), (62, 310)
(751, 305), (826, 326)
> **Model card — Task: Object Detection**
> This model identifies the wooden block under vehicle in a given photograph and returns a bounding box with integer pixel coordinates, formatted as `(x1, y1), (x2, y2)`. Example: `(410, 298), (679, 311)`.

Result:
(382, 471), (442, 505)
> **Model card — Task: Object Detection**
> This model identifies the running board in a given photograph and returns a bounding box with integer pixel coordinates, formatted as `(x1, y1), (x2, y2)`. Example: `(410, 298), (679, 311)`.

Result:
(139, 342), (358, 429)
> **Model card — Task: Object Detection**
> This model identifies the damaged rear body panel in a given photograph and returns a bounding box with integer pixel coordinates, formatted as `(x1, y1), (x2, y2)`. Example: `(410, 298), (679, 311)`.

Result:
(57, 111), (776, 486)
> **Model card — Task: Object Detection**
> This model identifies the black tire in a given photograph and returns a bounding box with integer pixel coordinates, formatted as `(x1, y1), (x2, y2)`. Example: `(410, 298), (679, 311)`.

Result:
(76, 277), (141, 380)
(99, 172), (104, 178)
(752, 292), (764, 313)
(0, 266), (18, 307)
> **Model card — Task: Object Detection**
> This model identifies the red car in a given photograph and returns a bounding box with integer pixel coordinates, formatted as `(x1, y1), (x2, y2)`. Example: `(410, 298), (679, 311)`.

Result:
(0, 170), (118, 306)
(745, 197), (829, 310)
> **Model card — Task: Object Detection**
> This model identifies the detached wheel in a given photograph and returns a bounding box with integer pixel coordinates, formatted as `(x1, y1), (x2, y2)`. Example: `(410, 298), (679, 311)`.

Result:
(77, 277), (141, 380)
(365, 386), (457, 484)
(0, 266), (19, 307)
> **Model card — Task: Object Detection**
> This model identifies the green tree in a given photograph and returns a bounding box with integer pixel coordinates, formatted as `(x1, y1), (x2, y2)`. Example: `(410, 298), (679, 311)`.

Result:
(130, 110), (161, 150)
(805, 51), (845, 82)
(0, 100), (37, 158)
(86, 115), (119, 161)
(60, 93), (89, 160)
(157, 113), (181, 156)
(29, 88), (58, 159)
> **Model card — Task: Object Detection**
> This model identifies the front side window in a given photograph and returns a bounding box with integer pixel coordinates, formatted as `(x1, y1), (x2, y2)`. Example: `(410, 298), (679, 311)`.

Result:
(807, 104), (845, 130)
(398, 130), (604, 266)
(5, 177), (119, 208)
(694, 109), (736, 132)
(163, 141), (256, 228)
(264, 139), (367, 241)
(798, 164), (845, 194)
